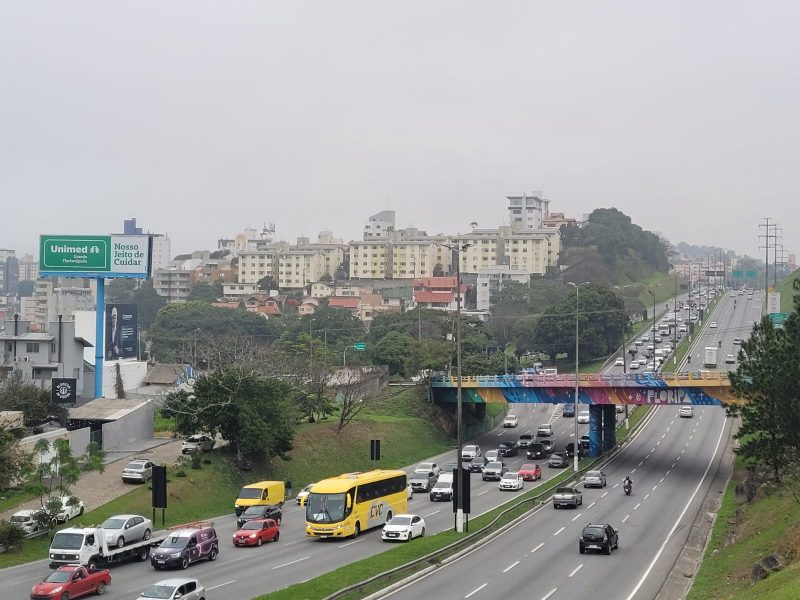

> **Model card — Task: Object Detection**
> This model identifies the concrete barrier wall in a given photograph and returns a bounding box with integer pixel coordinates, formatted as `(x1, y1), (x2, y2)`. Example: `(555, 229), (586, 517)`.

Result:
(69, 427), (90, 457)
(101, 402), (155, 450)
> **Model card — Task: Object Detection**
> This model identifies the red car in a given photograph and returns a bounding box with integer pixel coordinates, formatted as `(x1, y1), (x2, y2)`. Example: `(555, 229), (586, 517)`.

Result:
(519, 463), (542, 481)
(30, 565), (110, 599)
(232, 518), (280, 546)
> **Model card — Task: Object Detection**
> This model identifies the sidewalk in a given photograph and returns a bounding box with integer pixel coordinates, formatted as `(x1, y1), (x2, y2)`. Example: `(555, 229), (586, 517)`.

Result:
(1, 438), (183, 522)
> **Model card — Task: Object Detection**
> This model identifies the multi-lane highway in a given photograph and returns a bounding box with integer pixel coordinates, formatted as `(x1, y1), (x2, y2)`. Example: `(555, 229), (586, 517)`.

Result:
(379, 291), (759, 600)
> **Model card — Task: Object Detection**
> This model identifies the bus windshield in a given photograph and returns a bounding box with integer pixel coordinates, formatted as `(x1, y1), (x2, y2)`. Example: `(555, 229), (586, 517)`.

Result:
(306, 493), (347, 523)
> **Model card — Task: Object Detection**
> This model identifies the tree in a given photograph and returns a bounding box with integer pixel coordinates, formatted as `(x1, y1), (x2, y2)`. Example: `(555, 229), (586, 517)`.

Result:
(209, 250), (229, 259)
(727, 279), (800, 481)
(0, 428), (31, 491)
(319, 273), (333, 283)
(257, 275), (278, 291)
(370, 331), (415, 375)
(404, 339), (453, 377)
(0, 372), (52, 425)
(162, 370), (297, 460)
(433, 263), (446, 277)
(114, 363), (126, 399)
(188, 281), (223, 302)
(334, 369), (379, 432)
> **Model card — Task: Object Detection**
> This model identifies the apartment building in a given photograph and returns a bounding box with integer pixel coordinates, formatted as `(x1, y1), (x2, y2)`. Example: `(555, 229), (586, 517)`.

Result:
(23, 279), (96, 329)
(152, 269), (192, 303)
(476, 266), (529, 311)
(18, 254), (39, 281)
(455, 226), (559, 276)
(507, 193), (550, 230)
(349, 238), (451, 280)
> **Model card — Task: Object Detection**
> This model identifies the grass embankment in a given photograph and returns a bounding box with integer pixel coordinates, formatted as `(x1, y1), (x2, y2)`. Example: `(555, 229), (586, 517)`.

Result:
(688, 460), (800, 600)
(0, 387), (453, 569)
(0, 488), (36, 514)
(776, 268), (799, 314)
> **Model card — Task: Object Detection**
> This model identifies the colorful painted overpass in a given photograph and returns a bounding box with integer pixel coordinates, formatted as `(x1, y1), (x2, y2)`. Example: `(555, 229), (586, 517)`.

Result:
(431, 371), (737, 457)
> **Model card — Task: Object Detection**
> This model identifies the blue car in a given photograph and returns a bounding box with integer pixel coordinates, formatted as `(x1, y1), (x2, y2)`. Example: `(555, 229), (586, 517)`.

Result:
(562, 404), (575, 417)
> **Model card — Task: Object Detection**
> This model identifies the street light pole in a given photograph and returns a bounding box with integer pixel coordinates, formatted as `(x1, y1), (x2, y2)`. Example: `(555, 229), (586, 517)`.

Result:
(568, 281), (589, 472)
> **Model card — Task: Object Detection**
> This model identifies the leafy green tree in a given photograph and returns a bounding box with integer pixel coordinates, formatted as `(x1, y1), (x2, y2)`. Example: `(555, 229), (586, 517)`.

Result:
(371, 331), (415, 375)
(162, 370), (297, 460)
(0, 428), (31, 491)
(257, 275), (278, 291)
(188, 281), (223, 302)
(461, 351), (517, 375)
(0, 372), (52, 425)
(433, 263), (446, 277)
(404, 339), (453, 377)
(106, 280), (166, 331)
(283, 307), (364, 349)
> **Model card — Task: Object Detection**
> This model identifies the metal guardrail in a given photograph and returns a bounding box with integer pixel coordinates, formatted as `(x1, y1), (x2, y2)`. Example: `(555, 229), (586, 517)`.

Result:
(433, 371), (729, 384)
(323, 406), (657, 600)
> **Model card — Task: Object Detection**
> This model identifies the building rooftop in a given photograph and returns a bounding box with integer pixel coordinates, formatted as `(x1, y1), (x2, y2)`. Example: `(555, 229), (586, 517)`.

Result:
(69, 398), (149, 421)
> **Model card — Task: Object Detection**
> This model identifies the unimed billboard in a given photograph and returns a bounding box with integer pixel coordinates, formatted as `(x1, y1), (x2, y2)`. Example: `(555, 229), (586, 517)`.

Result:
(39, 235), (151, 278)
(106, 304), (139, 360)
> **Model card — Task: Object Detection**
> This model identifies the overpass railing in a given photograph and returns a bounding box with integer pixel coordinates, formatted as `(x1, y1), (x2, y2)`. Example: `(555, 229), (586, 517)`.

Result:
(432, 371), (730, 385)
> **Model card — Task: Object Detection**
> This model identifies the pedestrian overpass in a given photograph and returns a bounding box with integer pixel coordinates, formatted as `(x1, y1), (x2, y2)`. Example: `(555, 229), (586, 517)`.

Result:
(431, 372), (736, 458)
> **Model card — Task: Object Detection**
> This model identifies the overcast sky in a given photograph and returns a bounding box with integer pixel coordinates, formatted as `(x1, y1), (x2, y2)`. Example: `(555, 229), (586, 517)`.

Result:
(2, 1), (798, 261)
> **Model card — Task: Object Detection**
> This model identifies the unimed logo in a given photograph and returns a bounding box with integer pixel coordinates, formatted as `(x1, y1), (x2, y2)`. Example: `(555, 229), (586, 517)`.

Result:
(49, 243), (102, 254)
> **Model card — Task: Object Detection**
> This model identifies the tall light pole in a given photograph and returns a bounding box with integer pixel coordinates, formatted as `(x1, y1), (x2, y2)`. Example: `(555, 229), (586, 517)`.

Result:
(648, 285), (657, 371)
(440, 239), (473, 533)
(568, 281), (589, 472)
(614, 285), (632, 429)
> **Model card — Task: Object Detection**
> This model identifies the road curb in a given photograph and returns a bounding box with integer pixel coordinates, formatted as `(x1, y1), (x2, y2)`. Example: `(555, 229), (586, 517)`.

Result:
(655, 416), (739, 600)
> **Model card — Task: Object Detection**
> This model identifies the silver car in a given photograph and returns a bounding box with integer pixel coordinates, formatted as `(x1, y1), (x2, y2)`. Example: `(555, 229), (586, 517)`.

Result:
(140, 578), (205, 600)
(122, 458), (155, 483)
(583, 470), (607, 488)
(101, 514), (153, 548)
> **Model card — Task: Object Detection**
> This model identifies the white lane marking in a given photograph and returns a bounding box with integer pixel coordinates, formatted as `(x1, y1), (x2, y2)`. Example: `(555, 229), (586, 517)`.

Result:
(337, 539), (363, 548)
(568, 564), (584, 577)
(666, 427), (671, 432)
(657, 441), (661, 446)
(671, 463), (676, 468)
(554, 526), (565, 536)
(638, 461), (644, 467)
(659, 477), (665, 483)
(601, 491), (609, 498)
(571, 513), (583, 522)
(644, 493), (650, 500)
(651, 447), (656, 453)
(622, 514), (630, 523)
(666, 470), (671, 476)
(690, 434), (694, 440)
(531, 542), (545, 553)
(634, 503), (641, 510)
(625, 415), (729, 600)
(682, 449), (686, 454)
(478, 490), (489, 496)
(541, 589), (558, 600)
(497, 432), (504, 436)
(645, 455), (650, 460)
(631, 468), (637, 473)
(676, 456), (681, 461)
(587, 501), (596, 509)
(272, 556), (310, 569)
(207, 581), (236, 590)
(613, 483), (619, 488)
(503, 560), (520, 573)
(465, 583), (488, 598)
(423, 510), (441, 517)
(662, 433), (667, 438)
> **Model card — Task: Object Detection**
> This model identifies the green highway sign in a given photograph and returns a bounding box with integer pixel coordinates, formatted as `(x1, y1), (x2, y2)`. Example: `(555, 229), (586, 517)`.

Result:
(732, 270), (743, 278)
(353, 342), (367, 351)
(40, 234), (151, 278)
(769, 313), (788, 327)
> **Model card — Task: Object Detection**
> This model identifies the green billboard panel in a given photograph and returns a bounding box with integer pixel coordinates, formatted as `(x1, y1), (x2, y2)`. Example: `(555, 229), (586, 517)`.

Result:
(40, 234), (150, 278)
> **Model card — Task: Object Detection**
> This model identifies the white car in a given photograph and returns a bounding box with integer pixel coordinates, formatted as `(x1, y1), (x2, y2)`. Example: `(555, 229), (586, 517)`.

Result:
(122, 458), (155, 484)
(296, 483), (314, 506)
(679, 406), (694, 418)
(55, 496), (85, 523)
(485, 449), (500, 462)
(614, 357), (624, 366)
(140, 578), (205, 600)
(9, 509), (44, 534)
(629, 360), (640, 370)
(733, 337), (742, 345)
(181, 434), (215, 454)
(418, 462), (440, 477)
(381, 514), (426, 542)
(503, 415), (519, 428)
(709, 321), (717, 328)
(461, 445), (481, 461)
(725, 354), (736, 364)
(577, 411), (590, 424)
(536, 424), (553, 437)
(499, 471), (524, 491)
(101, 514), (153, 548)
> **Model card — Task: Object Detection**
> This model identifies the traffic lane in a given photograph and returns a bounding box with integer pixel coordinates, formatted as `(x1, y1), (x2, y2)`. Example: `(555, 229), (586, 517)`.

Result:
(384, 407), (726, 600)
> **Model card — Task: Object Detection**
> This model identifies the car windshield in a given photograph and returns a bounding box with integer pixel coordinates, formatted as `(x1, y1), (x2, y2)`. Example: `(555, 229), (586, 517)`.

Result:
(412, 470), (430, 478)
(44, 570), (73, 583)
(486, 462), (502, 469)
(243, 505), (267, 516)
(388, 516), (412, 526)
(584, 526), (605, 536)
(140, 584), (178, 599)
(51, 532), (84, 549)
(306, 492), (347, 524)
(521, 464), (536, 471)
(551, 453), (564, 459)
(586, 471), (601, 478)
(238, 487), (263, 499)
(470, 457), (484, 464)
(101, 518), (126, 529)
(242, 521), (263, 530)
(463, 445), (477, 453)
(159, 535), (189, 549)
(418, 463), (433, 469)
(10, 515), (29, 523)
(504, 472), (518, 478)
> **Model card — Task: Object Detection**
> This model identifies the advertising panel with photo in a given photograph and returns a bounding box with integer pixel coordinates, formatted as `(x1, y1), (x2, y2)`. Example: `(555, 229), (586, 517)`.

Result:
(106, 304), (139, 360)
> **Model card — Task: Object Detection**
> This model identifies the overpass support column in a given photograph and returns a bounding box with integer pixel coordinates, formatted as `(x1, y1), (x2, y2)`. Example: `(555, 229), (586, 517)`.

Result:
(602, 405), (617, 452)
(588, 404), (603, 458)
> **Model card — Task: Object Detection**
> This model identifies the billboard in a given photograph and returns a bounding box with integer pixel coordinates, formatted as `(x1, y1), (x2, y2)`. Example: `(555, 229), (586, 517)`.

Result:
(106, 304), (139, 360)
(767, 292), (781, 315)
(39, 235), (151, 278)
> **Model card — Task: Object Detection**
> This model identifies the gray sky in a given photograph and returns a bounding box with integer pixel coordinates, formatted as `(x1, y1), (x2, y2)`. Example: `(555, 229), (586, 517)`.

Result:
(2, 1), (798, 260)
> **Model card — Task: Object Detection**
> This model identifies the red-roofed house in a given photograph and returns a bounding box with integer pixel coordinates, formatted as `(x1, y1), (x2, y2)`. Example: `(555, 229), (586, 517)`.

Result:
(413, 277), (469, 311)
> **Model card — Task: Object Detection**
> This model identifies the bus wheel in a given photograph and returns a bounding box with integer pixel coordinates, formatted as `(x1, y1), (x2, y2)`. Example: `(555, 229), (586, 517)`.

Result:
(353, 522), (360, 539)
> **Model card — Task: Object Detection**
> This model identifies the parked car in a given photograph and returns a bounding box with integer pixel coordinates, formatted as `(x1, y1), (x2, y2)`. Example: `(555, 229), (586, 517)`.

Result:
(232, 518), (279, 546)
(517, 432), (535, 448)
(100, 514), (153, 548)
(139, 578), (206, 599)
(579, 523), (619, 555)
(31, 565), (111, 599)
(583, 470), (607, 488)
(725, 354), (736, 364)
(121, 458), (155, 484)
(519, 463), (542, 481)
(409, 469), (437, 493)
(537, 424), (553, 437)
(577, 410), (590, 424)
(151, 525), (219, 570)
(10, 509), (45, 534)
(499, 441), (518, 457)
(526, 442), (546, 460)
(56, 496), (85, 523)
(381, 514), (426, 542)
(417, 462), (440, 477)
(503, 415), (519, 428)
(296, 483), (314, 506)
(548, 452), (569, 468)
(679, 406), (694, 418)
(553, 486), (582, 508)
(181, 434), (215, 454)
(561, 404), (575, 417)
(733, 337), (742, 344)
(468, 455), (489, 473)
(499, 471), (524, 491)
(482, 461), (507, 481)
(461, 445), (481, 461)
(236, 504), (282, 528)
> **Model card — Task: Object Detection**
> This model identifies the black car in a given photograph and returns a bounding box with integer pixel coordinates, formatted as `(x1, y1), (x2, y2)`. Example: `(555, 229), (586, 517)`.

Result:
(526, 443), (546, 460)
(565, 442), (587, 459)
(468, 456), (489, 473)
(236, 504), (283, 529)
(579, 523), (619, 555)
(548, 452), (569, 468)
(540, 439), (554, 453)
(499, 441), (518, 457)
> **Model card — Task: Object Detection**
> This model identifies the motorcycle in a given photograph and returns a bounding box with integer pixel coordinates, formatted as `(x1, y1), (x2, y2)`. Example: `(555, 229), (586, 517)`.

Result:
(623, 481), (632, 496)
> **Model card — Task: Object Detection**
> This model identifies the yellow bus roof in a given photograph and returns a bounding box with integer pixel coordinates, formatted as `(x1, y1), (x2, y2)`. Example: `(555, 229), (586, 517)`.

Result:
(310, 470), (406, 494)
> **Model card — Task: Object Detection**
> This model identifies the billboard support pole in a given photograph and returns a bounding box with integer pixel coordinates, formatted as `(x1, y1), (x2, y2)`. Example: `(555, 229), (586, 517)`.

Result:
(95, 278), (105, 399)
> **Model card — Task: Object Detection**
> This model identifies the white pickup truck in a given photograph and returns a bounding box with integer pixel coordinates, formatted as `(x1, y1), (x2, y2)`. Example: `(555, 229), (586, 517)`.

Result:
(49, 526), (167, 570)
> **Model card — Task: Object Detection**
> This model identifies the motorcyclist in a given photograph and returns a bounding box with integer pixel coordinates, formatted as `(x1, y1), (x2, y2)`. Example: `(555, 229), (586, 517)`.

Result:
(718, 340), (722, 347)
(623, 476), (632, 490)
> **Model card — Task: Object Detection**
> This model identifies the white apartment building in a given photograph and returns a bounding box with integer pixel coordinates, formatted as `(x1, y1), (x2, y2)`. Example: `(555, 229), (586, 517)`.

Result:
(456, 226), (559, 276)
(150, 234), (172, 271)
(277, 249), (327, 289)
(152, 269), (192, 303)
(363, 210), (396, 240)
(476, 266), (530, 311)
(18, 254), (39, 281)
(507, 193), (550, 230)
(27, 279), (96, 328)
(349, 238), (451, 280)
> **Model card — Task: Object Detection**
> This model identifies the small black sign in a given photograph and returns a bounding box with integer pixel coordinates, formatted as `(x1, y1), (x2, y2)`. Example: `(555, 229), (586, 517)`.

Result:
(51, 378), (77, 404)
(370, 439), (381, 461)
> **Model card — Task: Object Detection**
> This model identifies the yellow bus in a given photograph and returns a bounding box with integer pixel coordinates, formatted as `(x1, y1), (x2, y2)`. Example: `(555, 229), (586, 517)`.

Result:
(305, 470), (407, 539)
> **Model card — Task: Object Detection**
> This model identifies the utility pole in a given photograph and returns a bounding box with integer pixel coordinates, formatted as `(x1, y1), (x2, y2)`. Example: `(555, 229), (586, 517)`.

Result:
(759, 218), (773, 315)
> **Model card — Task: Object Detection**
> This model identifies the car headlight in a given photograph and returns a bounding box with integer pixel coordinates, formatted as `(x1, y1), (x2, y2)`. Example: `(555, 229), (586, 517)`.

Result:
(249, 533), (257, 538)
(170, 552), (182, 558)
(50, 553), (55, 559)
(51, 586), (63, 593)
